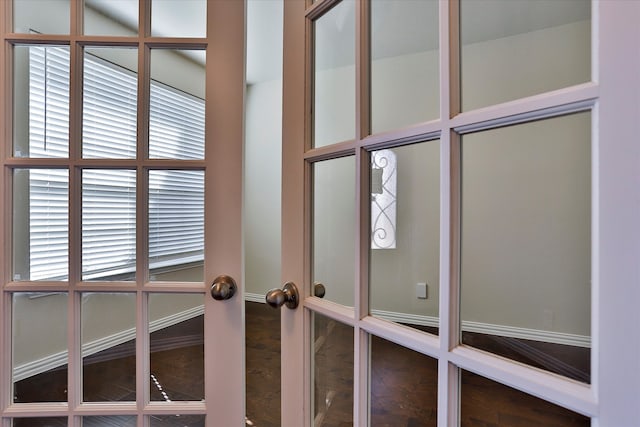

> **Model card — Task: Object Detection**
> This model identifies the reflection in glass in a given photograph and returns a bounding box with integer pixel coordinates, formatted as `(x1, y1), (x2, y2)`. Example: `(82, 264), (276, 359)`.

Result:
(460, 113), (591, 382)
(82, 293), (136, 402)
(13, 293), (68, 403)
(149, 50), (205, 160)
(460, 370), (590, 426)
(150, 415), (205, 426)
(84, 0), (138, 36)
(151, 0), (206, 38)
(83, 47), (138, 159)
(82, 416), (137, 427)
(460, 0), (591, 111)
(13, 418), (67, 427)
(149, 170), (204, 282)
(13, 169), (69, 281)
(14, 0), (69, 34)
(246, 302), (281, 426)
(371, 0), (439, 133)
(149, 293), (204, 401)
(370, 335), (438, 426)
(82, 170), (136, 281)
(313, 157), (355, 307)
(314, 0), (355, 147)
(313, 312), (353, 426)
(14, 45), (70, 158)
(369, 142), (440, 335)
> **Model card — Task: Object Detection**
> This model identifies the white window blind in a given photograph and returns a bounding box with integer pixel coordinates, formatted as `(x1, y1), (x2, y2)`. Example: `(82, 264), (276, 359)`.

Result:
(28, 46), (205, 281)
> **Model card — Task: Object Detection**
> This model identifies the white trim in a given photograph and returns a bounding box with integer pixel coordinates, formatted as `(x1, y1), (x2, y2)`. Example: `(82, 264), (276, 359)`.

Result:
(244, 292), (266, 304)
(13, 305), (204, 382)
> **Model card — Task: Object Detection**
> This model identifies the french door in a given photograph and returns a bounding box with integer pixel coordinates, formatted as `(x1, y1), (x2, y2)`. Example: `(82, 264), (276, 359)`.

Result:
(280, 1), (640, 426)
(1, 1), (245, 426)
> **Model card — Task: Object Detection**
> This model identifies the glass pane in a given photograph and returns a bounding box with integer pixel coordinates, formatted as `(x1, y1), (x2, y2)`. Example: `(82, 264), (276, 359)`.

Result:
(13, 293), (68, 403)
(149, 49), (205, 160)
(314, 0), (355, 147)
(151, 0), (206, 38)
(370, 142), (440, 335)
(82, 293), (136, 402)
(82, 170), (136, 281)
(148, 170), (204, 282)
(82, 416), (136, 427)
(370, 335), (438, 427)
(460, 369), (590, 426)
(246, 301), (281, 427)
(83, 47), (138, 159)
(313, 312), (353, 426)
(14, 0), (69, 34)
(14, 45), (70, 158)
(460, 0), (591, 111)
(84, 0), (138, 36)
(371, 0), (439, 133)
(460, 113), (591, 383)
(313, 157), (355, 307)
(149, 293), (204, 401)
(13, 169), (69, 281)
(12, 418), (67, 427)
(150, 415), (205, 426)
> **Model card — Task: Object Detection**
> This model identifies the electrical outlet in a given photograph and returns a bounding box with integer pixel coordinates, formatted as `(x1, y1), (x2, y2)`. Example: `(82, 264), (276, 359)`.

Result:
(416, 282), (427, 299)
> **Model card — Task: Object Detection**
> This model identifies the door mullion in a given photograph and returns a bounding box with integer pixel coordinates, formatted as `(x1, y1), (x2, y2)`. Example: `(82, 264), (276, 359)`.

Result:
(354, 0), (371, 423)
(438, 0), (460, 426)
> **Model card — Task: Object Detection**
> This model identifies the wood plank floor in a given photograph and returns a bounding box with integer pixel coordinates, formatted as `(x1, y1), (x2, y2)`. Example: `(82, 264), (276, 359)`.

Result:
(13, 302), (590, 426)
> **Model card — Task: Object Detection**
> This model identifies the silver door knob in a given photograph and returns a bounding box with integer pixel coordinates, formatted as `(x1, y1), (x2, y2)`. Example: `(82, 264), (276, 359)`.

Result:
(210, 275), (237, 301)
(265, 282), (299, 309)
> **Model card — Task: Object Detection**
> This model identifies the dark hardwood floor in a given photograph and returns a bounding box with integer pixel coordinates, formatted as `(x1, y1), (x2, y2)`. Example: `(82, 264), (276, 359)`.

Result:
(13, 302), (590, 426)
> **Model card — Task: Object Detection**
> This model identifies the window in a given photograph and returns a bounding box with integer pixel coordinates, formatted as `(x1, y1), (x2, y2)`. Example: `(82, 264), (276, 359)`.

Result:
(27, 46), (205, 281)
(370, 149), (397, 249)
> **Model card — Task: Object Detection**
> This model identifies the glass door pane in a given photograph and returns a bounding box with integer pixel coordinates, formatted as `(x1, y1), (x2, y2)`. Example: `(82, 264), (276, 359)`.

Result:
(313, 0), (356, 148)
(460, 0), (591, 110)
(369, 141), (440, 335)
(460, 112), (591, 382)
(313, 156), (356, 307)
(460, 369), (589, 426)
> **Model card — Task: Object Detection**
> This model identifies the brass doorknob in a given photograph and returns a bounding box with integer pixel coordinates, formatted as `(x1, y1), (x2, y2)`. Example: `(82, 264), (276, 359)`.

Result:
(210, 275), (237, 301)
(265, 282), (299, 309)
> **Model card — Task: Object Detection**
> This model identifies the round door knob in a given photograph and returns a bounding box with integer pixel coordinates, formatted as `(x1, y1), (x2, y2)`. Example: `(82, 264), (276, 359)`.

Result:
(314, 282), (326, 298)
(265, 282), (299, 309)
(210, 275), (237, 301)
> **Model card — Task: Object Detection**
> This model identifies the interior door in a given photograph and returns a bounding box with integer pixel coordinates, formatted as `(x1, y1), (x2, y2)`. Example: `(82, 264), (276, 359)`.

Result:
(0, 1), (245, 425)
(279, 1), (640, 426)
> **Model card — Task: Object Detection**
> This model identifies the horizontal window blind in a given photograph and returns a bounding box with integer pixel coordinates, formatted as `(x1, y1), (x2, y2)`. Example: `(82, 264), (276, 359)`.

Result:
(28, 46), (205, 281)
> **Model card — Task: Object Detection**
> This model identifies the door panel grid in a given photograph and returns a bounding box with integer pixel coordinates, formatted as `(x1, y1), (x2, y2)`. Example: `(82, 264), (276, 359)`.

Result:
(297, 0), (598, 425)
(1, 0), (246, 425)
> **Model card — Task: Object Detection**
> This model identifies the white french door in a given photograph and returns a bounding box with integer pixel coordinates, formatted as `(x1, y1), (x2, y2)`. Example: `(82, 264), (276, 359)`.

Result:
(279, 1), (640, 426)
(1, 1), (245, 426)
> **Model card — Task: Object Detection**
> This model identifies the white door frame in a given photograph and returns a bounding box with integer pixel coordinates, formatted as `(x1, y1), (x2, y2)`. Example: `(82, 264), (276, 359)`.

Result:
(280, 0), (640, 426)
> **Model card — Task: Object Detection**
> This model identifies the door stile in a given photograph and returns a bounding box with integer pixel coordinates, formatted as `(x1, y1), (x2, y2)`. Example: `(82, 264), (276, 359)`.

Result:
(203, 0), (246, 424)
(281, 0), (308, 425)
(0, 0), (7, 416)
(595, 1), (640, 425)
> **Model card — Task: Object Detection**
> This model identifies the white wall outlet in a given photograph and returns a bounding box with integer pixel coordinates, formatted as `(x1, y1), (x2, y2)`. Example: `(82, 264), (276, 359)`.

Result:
(416, 282), (428, 299)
